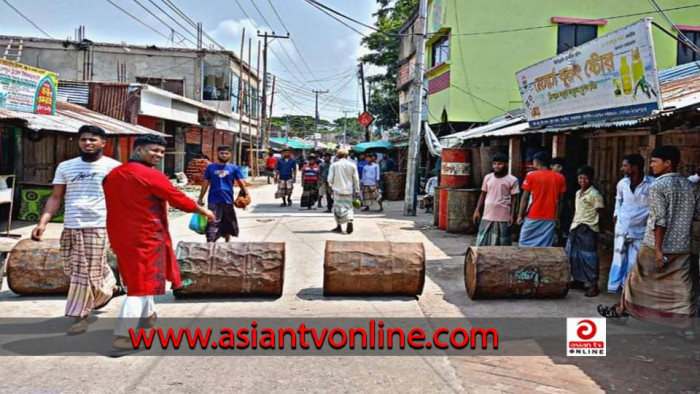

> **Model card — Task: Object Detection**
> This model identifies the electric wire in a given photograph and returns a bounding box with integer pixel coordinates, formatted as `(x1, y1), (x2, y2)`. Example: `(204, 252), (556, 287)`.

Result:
(104, 0), (171, 41)
(130, 0), (197, 47)
(1, 0), (54, 39)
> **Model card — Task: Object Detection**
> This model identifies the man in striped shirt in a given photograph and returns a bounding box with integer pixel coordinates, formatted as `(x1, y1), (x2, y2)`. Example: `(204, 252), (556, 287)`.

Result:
(31, 125), (123, 335)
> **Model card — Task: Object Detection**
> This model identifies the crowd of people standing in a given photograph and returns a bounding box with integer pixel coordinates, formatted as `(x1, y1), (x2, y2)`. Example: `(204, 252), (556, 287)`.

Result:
(470, 146), (700, 338)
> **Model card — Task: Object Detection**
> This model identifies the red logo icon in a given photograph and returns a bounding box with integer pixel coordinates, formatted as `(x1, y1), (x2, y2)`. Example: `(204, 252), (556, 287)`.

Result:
(576, 319), (597, 340)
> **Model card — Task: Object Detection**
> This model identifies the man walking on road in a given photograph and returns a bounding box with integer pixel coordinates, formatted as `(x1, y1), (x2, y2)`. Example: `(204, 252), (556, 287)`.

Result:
(104, 135), (214, 355)
(361, 153), (383, 212)
(197, 145), (249, 243)
(265, 151), (277, 185)
(473, 153), (519, 246)
(608, 154), (653, 293)
(319, 152), (334, 212)
(599, 146), (700, 341)
(31, 125), (123, 335)
(517, 152), (566, 247)
(275, 148), (297, 207)
(328, 149), (360, 234)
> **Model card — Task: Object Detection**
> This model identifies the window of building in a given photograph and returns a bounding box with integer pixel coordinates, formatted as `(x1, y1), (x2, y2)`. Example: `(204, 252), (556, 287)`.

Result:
(430, 34), (449, 68)
(202, 63), (230, 101)
(557, 24), (597, 54)
(136, 77), (185, 96)
(677, 30), (700, 65)
(231, 77), (240, 113)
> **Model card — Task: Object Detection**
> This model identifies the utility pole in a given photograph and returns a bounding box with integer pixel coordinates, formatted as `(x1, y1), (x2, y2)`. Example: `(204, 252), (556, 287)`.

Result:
(312, 89), (329, 149)
(236, 28), (246, 165)
(258, 31), (290, 154)
(403, 0), (428, 216)
(285, 115), (290, 140)
(357, 62), (370, 142)
(342, 109), (352, 145)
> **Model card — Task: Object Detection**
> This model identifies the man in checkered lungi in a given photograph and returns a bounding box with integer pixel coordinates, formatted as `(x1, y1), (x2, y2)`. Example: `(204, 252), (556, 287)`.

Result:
(31, 125), (124, 335)
(274, 148), (298, 207)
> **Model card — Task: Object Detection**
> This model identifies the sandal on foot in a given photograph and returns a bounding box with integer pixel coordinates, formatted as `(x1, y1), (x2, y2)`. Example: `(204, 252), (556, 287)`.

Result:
(597, 304), (628, 324)
(94, 286), (126, 311)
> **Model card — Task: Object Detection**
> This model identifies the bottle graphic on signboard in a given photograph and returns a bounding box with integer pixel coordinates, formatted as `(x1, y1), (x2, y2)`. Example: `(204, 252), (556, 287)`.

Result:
(631, 48), (644, 83)
(620, 56), (633, 95)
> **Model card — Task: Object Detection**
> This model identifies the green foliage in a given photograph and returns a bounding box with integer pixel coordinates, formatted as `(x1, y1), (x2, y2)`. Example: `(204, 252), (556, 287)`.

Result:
(360, 0), (418, 128)
(270, 115), (332, 138)
(332, 116), (365, 142)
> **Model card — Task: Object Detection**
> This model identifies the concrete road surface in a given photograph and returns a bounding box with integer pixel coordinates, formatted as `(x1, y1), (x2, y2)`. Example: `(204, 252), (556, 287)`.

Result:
(0, 180), (696, 393)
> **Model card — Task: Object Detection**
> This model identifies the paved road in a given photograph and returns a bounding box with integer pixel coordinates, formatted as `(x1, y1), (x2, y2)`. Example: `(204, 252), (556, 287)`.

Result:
(0, 181), (695, 393)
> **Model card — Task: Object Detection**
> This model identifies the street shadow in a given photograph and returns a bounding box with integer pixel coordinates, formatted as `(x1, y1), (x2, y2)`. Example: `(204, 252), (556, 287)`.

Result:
(296, 287), (417, 302)
(0, 290), (67, 301)
(158, 294), (281, 304)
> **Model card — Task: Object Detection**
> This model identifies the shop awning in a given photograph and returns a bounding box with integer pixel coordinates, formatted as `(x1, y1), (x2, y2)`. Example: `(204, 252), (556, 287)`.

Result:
(353, 140), (394, 153)
(269, 137), (314, 150)
(0, 101), (168, 136)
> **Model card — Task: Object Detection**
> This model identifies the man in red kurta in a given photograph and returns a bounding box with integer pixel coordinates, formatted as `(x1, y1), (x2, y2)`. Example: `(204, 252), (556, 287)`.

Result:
(104, 135), (214, 355)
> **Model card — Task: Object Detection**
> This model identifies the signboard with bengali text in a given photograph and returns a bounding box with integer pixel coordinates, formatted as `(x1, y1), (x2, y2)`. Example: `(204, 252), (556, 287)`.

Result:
(0, 59), (58, 115)
(516, 19), (662, 127)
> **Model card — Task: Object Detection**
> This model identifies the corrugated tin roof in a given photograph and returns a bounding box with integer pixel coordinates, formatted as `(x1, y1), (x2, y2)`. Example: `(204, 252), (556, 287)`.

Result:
(658, 60), (700, 83)
(0, 101), (167, 136)
(57, 81), (90, 105)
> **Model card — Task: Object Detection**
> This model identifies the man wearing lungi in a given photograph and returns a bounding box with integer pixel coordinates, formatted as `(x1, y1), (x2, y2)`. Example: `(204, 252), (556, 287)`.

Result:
(275, 148), (297, 207)
(328, 149), (360, 234)
(473, 153), (519, 246)
(608, 154), (653, 293)
(197, 145), (249, 242)
(31, 125), (122, 335)
(517, 152), (566, 247)
(318, 152), (334, 212)
(104, 135), (214, 355)
(567, 166), (605, 297)
(361, 153), (383, 212)
(599, 146), (700, 341)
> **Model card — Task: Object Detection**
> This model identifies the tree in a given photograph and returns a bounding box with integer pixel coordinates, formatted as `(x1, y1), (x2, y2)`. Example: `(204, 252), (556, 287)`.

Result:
(360, 0), (418, 128)
(269, 115), (332, 139)
(332, 116), (364, 142)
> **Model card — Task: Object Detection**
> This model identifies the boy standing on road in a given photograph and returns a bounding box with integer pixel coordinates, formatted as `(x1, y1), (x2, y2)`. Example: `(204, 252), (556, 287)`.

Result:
(473, 153), (520, 246)
(274, 148), (297, 207)
(567, 166), (605, 297)
(361, 153), (383, 212)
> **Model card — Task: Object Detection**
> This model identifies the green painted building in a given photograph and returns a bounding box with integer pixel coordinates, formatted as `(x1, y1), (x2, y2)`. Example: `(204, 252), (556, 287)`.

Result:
(424, 0), (700, 128)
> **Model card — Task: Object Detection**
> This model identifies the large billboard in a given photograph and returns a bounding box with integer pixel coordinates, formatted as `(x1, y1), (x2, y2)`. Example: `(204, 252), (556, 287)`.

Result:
(0, 59), (58, 115)
(516, 18), (662, 127)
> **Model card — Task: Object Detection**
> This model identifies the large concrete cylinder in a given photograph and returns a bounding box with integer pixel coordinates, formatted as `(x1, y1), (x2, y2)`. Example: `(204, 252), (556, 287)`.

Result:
(323, 241), (425, 296)
(174, 242), (285, 298)
(446, 188), (480, 234)
(7, 239), (69, 295)
(465, 246), (570, 299)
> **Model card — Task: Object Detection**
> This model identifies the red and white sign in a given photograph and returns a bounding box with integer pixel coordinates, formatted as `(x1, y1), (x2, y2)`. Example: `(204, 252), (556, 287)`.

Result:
(567, 318), (606, 356)
(357, 111), (375, 128)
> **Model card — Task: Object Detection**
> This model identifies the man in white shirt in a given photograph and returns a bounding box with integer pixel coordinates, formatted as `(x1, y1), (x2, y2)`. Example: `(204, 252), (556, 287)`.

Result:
(31, 125), (123, 335)
(608, 154), (654, 293)
(423, 174), (438, 213)
(327, 149), (360, 234)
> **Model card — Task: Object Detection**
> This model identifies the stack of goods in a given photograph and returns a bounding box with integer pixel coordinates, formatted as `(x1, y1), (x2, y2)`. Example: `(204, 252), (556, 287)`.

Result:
(186, 159), (211, 186)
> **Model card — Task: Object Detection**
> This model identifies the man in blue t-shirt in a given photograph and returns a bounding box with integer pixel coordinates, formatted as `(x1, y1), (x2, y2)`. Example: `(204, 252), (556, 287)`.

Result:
(274, 148), (298, 207)
(197, 145), (249, 242)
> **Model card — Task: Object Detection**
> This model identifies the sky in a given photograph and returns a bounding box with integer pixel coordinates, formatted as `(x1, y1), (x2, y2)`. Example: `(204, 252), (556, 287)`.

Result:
(0, 0), (383, 120)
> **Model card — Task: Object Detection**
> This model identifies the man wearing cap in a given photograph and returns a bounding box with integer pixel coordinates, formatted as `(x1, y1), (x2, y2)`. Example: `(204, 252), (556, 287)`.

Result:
(328, 149), (360, 234)
(31, 125), (122, 335)
(274, 148), (297, 207)
(103, 135), (214, 355)
(197, 145), (249, 242)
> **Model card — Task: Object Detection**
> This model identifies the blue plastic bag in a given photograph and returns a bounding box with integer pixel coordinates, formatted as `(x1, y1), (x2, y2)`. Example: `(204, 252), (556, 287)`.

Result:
(189, 213), (208, 234)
